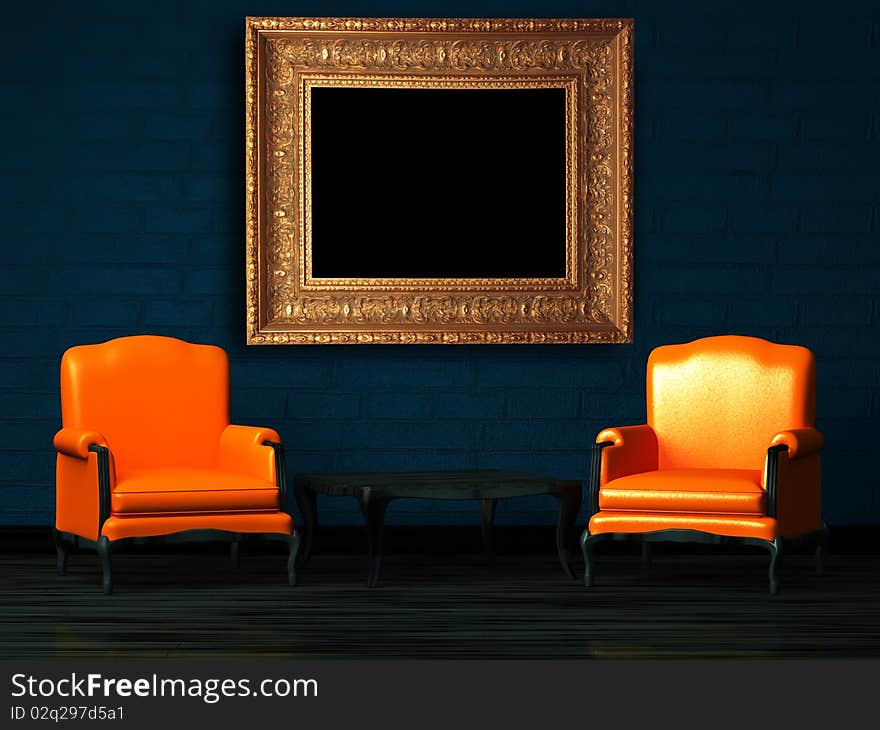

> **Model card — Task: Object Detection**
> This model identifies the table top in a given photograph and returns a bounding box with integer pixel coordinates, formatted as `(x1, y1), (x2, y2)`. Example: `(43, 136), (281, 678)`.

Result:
(294, 469), (581, 500)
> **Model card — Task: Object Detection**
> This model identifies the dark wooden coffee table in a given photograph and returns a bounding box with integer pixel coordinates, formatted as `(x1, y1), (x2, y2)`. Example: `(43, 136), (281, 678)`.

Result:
(293, 470), (582, 587)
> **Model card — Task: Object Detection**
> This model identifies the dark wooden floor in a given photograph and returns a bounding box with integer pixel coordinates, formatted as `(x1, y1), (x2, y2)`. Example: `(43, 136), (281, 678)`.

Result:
(2, 544), (879, 658)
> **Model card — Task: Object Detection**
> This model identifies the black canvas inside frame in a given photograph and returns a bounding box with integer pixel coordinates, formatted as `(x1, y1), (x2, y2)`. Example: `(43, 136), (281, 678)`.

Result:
(309, 86), (568, 279)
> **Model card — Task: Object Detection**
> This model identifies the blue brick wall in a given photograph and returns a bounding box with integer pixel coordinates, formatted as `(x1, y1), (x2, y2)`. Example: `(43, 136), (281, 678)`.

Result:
(1, 1), (878, 526)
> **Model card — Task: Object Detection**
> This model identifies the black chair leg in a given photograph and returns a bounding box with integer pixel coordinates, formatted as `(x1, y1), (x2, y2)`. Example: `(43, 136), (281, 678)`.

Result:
(96, 536), (113, 595)
(54, 529), (70, 576)
(767, 537), (782, 595)
(580, 531), (605, 588)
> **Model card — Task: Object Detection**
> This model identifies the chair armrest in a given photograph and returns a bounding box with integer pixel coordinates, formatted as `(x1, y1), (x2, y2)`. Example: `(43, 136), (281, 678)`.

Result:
(763, 429), (823, 523)
(55, 433), (115, 541)
(770, 428), (823, 460)
(596, 425), (659, 482)
(219, 425), (282, 484)
(53, 428), (107, 459)
(588, 425), (659, 519)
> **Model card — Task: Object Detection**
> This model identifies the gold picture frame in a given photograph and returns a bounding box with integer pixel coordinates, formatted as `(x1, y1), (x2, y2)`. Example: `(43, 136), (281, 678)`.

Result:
(245, 17), (634, 344)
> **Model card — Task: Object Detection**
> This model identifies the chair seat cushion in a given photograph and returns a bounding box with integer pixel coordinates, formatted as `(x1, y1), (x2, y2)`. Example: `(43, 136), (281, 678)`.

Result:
(599, 468), (765, 515)
(112, 469), (279, 514)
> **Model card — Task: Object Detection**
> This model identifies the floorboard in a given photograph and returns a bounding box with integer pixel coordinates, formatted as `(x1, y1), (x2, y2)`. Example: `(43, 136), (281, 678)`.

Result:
(1, 549), (878, 658)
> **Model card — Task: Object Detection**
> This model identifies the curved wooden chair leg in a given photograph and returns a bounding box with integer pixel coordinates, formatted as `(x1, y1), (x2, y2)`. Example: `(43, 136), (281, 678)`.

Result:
(96, 536), (113, 595)
(767, 537), (782, 595)
(581, 531), (605, 588)
(54, 529), (70, 576)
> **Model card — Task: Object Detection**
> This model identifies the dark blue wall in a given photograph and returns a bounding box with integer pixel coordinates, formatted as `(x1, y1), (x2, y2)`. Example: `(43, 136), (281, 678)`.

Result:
(1, 1), (878, 526)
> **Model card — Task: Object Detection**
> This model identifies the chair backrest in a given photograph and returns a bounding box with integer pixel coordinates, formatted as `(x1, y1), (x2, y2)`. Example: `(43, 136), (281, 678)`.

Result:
(60, 336), (229, 475)
(647, 335), (816, 471)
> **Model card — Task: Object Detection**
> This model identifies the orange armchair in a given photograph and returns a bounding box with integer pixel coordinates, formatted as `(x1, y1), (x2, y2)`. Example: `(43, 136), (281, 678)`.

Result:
(54, 335), (299, 593)
(581, 335), (826, 594)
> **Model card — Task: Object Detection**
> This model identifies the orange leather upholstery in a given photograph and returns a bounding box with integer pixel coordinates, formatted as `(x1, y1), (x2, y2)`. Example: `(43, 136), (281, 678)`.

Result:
(219, 425), (279, 482)
(597, 425), (658, 484)
(588, 335), (822, 544)
(53, 428), (107, 459)
(54, 335), (292, 543)
(101, 511), (293, 542)
(770, 428), (823, 460)
(599, 469), (764, 515)
(773, 448), (823, 539)
(112, 470), (280, 514)
(589, 511), (776, 542)
(59, 335), (230, 476)
(56, 450), (114, 542)
(646, 336), (815, 472)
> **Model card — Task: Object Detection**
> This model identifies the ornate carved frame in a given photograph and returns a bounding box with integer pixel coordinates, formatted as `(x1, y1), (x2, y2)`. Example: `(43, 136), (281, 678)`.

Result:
(245, 17), (634, 344)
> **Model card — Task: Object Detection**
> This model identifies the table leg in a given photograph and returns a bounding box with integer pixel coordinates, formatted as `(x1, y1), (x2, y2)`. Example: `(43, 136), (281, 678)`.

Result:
(641, 541), (652, 569)
(361, 490), (390, 588)
(554, 486), (582, 580)
(230, 533), (241, 569)
(480, 498), (497, 558)
(293, 478), (317, 566)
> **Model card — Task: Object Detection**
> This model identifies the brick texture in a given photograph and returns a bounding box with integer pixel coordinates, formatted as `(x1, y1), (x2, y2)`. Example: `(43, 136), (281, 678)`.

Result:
(0, 2), (878, 526)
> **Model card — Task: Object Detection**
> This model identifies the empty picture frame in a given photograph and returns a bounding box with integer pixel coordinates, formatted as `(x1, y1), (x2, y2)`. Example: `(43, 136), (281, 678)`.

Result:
(245, 17), (634, 344)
